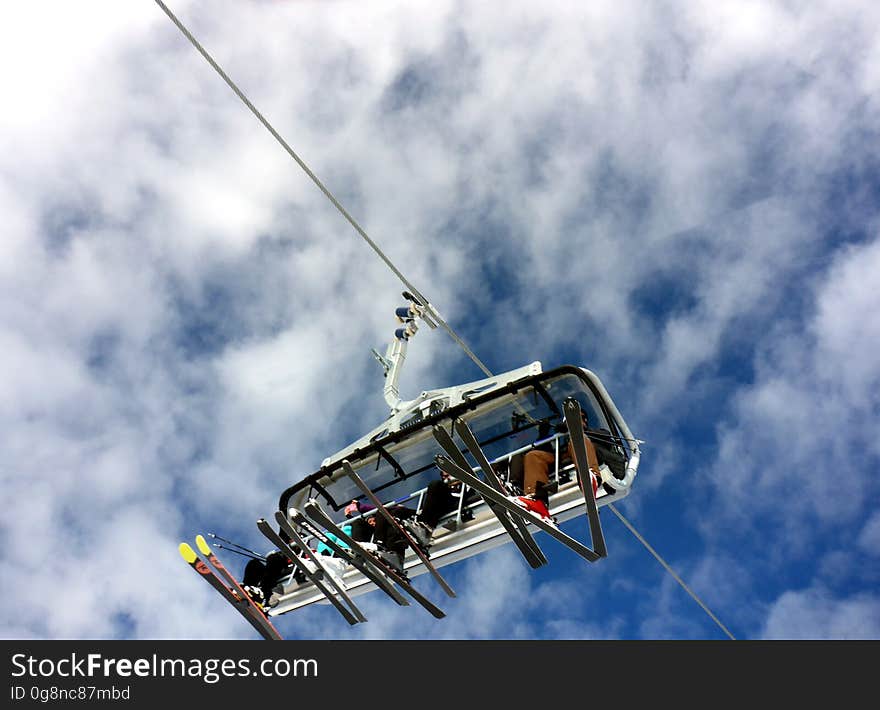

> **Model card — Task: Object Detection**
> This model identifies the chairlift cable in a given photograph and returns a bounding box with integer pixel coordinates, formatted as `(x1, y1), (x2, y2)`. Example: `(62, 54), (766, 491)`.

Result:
(153, 0), (492, 378)
(607, 504), (737, 640)
(155, 0), (735, 639)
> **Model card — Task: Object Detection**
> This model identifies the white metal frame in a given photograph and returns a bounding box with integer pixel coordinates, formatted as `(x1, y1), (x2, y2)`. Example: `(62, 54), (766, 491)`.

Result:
(270, 433), (631, 616)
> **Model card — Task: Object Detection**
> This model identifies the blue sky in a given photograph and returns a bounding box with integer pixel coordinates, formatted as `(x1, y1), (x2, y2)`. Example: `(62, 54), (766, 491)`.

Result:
(1, 0), (879, 640)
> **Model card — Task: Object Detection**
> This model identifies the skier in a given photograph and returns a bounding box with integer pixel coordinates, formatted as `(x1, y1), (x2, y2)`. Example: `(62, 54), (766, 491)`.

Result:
(402, 471), (461, 549)
(241, 548), (295, 608)
(316, 523), (353, 557)
(344, 499), (415, 572)
(513, 403), (601, 522)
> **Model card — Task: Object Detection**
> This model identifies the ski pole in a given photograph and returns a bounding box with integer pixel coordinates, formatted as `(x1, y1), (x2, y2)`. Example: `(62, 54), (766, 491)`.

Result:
(208, 533), (266, 560)
(213, 543), (265, 561)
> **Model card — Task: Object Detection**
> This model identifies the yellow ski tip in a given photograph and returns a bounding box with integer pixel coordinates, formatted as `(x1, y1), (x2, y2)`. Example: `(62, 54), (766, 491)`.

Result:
(195, 534), (211, 556)
(179, 542), (198, 564)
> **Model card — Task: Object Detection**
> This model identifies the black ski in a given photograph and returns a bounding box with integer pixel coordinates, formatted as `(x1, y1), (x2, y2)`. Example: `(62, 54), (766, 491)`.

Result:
(284, 509), (410, 607)
(179, 542), (282, 641)
(435, 454), (604, 563)
(194, 535), (284, 639)
(562, 399), (607, 558)
(453, 419), (549, 566)
(303, 500), (446, 619)
(270, 513), (368, 623)
(433, 423), (547, 569)
(342, 460), (456, 598)
(256, 518), (362, 625)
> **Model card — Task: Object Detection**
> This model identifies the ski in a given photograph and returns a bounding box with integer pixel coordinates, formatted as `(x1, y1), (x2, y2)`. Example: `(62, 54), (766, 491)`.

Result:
(562, 398), (607, 558)
(269, 511), (368, 622)
(453, 419), (549, 566)
(304, 499), (446, 619)
(284, 509), (410, 607)
(342, 460), (456, 598)
(435, 454), (604, 563)
(194, 535), (283, 640)
(256, 518), (362, 626)
(433, 423), (547, 569)
(178, 542), (282, 641)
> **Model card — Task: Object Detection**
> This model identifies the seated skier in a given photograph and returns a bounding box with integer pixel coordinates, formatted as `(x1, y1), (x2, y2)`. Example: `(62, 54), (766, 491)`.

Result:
(316, 517), (353, 557)
(511, 405), (600, 524)
(344, 500), (374, 543)
(343, 469), (462, 563)
(402, 470), (461, 549)
(344, 500), (412, 572)
(241, 548), (295, 608)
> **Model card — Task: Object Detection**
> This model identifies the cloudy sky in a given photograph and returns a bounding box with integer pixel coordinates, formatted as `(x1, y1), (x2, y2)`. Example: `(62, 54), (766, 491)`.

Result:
(2, 0), (878, 641)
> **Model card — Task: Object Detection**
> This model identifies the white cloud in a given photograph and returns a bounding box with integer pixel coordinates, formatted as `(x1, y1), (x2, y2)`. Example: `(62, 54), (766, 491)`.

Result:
(760, 587), (880, 640)
(812, 241), (880, 411)
(857, 513), (880, 556)
(706, 237), (880, 533)
(2, 0), (879, 641)
(0, 3), (162, 135)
